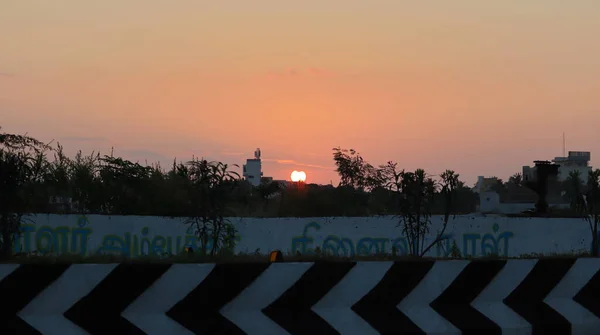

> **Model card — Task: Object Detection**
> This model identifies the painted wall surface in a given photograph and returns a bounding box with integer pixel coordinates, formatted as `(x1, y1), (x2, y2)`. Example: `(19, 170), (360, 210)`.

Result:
(12, 214), (598, 258)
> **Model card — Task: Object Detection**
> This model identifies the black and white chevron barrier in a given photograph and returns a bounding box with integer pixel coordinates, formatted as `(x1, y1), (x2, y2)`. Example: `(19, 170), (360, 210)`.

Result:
(2, 259), (600, 334)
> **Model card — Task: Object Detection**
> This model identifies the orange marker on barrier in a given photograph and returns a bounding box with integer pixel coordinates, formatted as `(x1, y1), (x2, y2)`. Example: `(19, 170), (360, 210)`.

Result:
(269, 250), (283, 262)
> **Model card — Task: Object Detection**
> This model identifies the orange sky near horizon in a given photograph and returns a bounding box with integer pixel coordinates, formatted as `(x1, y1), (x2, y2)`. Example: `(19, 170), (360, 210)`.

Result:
(1, 1), (600, 186)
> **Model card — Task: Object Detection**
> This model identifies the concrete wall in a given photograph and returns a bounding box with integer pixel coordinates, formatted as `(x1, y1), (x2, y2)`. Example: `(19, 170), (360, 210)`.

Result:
(13, 214), (599, 258)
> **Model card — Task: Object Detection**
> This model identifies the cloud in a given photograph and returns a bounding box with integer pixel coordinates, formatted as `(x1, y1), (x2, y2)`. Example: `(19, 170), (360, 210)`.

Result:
(58, 136), (109, 142)
(0, 72), (15, 78)
(262, 158), (332, 170)
(307, 67), (331, 76)
(266, 67), (335, 80)
(220, 151), (246, 157)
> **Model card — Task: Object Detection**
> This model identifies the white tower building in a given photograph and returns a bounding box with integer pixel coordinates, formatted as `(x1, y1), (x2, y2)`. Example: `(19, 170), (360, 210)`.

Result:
(242, 148), (263, 186)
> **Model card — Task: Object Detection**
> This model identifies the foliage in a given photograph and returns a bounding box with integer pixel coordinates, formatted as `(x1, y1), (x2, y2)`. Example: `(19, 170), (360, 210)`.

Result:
(389, 167), (437, 256)
(332, 154), (464, 257)
(566, 171), (585, 211)
(380, 164), (461, 256)
(0, 127), (51, 258)
(568, 170), (600, 256)
(0, 129), (481, 225)
(419, 170), (461, 256)
(508, 173), (523, 187)
(184, 159), (240, 256)
(332, 147), (382, 191)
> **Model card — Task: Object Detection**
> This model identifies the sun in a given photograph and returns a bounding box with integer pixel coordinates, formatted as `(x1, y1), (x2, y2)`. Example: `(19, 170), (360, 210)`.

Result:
(290, 170), (307, 182)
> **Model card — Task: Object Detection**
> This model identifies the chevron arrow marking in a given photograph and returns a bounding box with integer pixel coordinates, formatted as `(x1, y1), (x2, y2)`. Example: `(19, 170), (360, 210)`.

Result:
(262, 261), (355, 335)
(312, 261), (393, 335)
(430, 260), (506, 335)
(0, 264), (70, 335)
(122, 264), (215, 335)
(471, 259), (535, 335)
(64, 263), (172, 335)
(574, 259), (600, 322)
(504, 258), (576, 335)
(0, 264), (19, 283)
(19, 264), (117, 335)
(574, 259), (600, 320)
(7, 259), (600, 335)
(398, 260), (469, 334)
(166, 262), (271, 335)
(220, 262), (313, 335)
(545, 258), (600, 335)
(0, 264), (30, 335)
(351, 261), (434, 334)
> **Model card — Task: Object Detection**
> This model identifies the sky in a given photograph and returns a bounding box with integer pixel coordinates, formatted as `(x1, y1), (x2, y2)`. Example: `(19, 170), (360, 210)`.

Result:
(1, 1), (600, 186)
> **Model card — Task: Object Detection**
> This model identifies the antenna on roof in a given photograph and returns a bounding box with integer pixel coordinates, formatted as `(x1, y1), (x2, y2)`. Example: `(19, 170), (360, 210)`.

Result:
(563, 132), (566, 157)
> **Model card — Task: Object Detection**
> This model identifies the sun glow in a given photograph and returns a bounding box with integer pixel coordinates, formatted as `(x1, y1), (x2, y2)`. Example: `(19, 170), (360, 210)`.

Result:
(290, 170), (307, 182)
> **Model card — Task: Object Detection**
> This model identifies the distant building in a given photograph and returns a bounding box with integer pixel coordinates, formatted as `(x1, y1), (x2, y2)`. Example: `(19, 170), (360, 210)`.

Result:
(523, 151), (591, 183)
(242, 148), (263, 186)
(473, 152), (591, 214)
(551, 151), (591, 181)
(474, 174), (568, 214)
(473, 176), (499, 193)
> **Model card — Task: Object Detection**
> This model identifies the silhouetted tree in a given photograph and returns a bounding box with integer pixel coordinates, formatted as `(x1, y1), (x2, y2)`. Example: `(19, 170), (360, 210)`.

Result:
(0, 126), (482, 256)
(569, 170), (600, 256)
(257, 181), (283, 212)
(380, 164), (436, 255)
(585, 170), (600, 256)
(380, 166), (462, 257)
(332, 147), (382, 191)
(185, 159), (240, 256)
(508, 173), (523, 187)
(420, 170), (461, 256)
(566, 171), (584, 210)
(0, 127), (50, 258)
